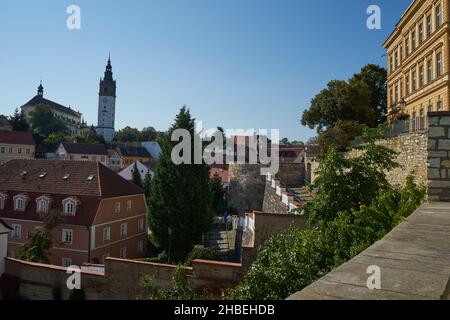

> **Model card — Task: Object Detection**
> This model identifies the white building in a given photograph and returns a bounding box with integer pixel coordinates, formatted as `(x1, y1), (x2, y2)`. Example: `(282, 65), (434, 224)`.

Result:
(0, 219), (12, 275)
(118, 160), (154, 181)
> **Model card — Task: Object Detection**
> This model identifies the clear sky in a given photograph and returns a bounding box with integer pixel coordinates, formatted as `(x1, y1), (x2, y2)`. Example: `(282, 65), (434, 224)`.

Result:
(0, 0), (410, 141)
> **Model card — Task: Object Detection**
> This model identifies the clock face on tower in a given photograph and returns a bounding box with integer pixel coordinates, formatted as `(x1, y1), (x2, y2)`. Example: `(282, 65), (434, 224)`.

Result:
(103, 97), (108, 103)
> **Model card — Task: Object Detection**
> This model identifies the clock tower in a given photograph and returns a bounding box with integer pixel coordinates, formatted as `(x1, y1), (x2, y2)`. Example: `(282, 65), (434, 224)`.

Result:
(96, 55), (116, 142)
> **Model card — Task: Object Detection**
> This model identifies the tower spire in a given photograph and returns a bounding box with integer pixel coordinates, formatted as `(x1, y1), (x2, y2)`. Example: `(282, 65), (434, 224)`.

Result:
(37, 80), (44, 97)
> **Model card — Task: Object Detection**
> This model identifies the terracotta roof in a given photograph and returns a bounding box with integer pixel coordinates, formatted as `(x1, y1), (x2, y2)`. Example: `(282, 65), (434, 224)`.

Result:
(0, 159), (143, 197)
(117, 145), (151, 158)
(0, 130), (35, 145)
(62, 143), (108, 156)
(22, 95), (81, 117)
(0, 160), (144, 226)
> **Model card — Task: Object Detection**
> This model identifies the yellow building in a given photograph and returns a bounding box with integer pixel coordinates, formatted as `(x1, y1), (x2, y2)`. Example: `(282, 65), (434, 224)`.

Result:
(384, 0), (449, 133)
(0, 130), (36, 165)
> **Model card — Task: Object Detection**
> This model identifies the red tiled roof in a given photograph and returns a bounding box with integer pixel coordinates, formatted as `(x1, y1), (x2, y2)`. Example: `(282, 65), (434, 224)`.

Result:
(0, 159), (144, 226)
(0, 130), (35, 145)
(210, 164), (229, 184)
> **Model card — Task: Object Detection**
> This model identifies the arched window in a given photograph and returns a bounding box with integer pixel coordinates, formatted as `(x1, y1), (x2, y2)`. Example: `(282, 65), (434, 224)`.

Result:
(38, 199), (48, 213)
(62, 198), (79, 216)
(14, 196), (25, 212)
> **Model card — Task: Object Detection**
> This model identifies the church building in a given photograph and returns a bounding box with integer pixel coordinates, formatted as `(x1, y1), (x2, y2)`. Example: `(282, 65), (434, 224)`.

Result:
(96, 56), (117, 143)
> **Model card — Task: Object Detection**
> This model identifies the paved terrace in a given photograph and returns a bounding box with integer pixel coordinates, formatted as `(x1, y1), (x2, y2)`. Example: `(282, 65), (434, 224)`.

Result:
(288, 202), (450, 300)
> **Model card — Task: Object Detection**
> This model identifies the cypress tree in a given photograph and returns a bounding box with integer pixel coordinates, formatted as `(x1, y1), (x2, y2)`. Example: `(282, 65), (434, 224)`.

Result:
(143, 169), (152, 198)
(132, 161), (143, 187)
(148, 107), (213, 261)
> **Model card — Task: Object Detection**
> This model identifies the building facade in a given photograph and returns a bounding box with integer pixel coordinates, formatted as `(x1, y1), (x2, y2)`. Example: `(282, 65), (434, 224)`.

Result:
(0, 131), (36, 165)
(384, 0), (449, 132)
(0, 160), (148, 266)
(96, 56), (116, 143)
(56, 142), (108, 166)
(21, 83), (83, 137)
(116, 145), (152, 167)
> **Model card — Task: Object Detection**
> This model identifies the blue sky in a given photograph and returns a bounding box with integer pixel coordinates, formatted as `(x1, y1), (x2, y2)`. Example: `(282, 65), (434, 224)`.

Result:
(0, 0), (410, 141)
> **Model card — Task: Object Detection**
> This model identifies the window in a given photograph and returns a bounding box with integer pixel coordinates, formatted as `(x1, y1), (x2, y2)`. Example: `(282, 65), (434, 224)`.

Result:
(62, 258), (72, 267)
(18, 148), (22, 154)
(138, 218), (145, 232)
(412, 112), (417, 131)
(405, 38), (410, 56)
(436, 4), (442, 27)
(120, 247), (127, 259)
(120, 223), (128, 237)
(64, 199), (76, 215)
(114, 202), (121, 213)
(420, 108), (425, 130)
(437, 100), (443, 111)
(91, 156), (97, 161)
(8, 147), (12, 153)
(389, 55), (393, 73)
(127, 200), (132, 211)
(411, 31), (416, 50)
(395, 85), (399, 103)
(26, 149), (30, 155)
(62, 229), (73, 244)
(137, 240), (144, 253)
(103, 227), (111, 242)
(427, 58), (433, 82)
(437, 52), (443, 77)
(394, 51), (399, 69)
(37, 198), (49, 213)
(412, 70), (417, 91)
(11, 224), (21, 239)
(14, 196), (25, 211)
(419, 65), (424, 87)
(0, 147), (4, 153)
(418, 23), (423, 44)
(406, 75), (410, 95)
(390, 88), (393, 107)
(0, 194), (5, 210)
(427, 14), (432, 36)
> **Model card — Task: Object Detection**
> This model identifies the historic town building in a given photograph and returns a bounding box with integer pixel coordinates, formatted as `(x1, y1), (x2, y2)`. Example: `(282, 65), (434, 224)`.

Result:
(56, 142), (108, 166)
(384, 0), (449, 133)
(21, 82), (83, 137)
(0, 160), (148, 266)
(0, 130), (35, 165)
(96, 56), (117, 143)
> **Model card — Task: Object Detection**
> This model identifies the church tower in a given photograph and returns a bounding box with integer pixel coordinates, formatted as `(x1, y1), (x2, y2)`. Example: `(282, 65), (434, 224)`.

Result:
(96, 55), (116, 142)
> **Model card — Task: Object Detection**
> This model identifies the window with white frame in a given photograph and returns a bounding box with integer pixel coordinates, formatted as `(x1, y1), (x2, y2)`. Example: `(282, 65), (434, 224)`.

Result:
(11, 224), (21, 239)
(127, 200), (132, 211)
(37, 198), (49, 213)
(138, 218), (145, 232)
(120, 247), (127, 259)
(103, 227), (111, 242)
(114, 202), (121, 213)
(436, 4), (442, 27)
(137, 240), (144, 253)
(14, 196), (25, 211)
(62, 229), (73, 245)
(0, 194), (5, 210)
(62, 258), (72, 267)
(120, 223), (128, 237)
(63, 199), (76, 215)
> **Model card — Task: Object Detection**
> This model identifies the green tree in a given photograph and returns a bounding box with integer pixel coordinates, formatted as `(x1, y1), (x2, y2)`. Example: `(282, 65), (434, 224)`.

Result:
(139, 126), (158, 142)
(29, 105), (69, 137)
(8, 108), (30, 132)
(77, 126), (105, 144)
(317, 120), (363, 153)
(301, 64), (387, 133)
(148, 107), (213, 262)
(143, 170), (152, 198)
(43, 132), (72, 152)
(210, 173), (227, 215)
(115, 126), (140, 142)
(18, 210), (64, 263)
(132, 161), (143, 188)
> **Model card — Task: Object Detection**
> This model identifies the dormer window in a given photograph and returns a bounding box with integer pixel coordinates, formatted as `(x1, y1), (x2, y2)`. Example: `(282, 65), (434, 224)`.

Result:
(62, 198), (79, 216)
(36, 196), (52, 214)
(0, 192), (8, 210)
(13, 194), (29, 212)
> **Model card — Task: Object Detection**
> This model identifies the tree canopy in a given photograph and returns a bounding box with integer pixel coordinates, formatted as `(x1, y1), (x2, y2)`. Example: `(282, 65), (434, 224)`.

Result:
(8, 108), (30, 132)
(29, 105), (69, 137)
(148, 107), (213, 262)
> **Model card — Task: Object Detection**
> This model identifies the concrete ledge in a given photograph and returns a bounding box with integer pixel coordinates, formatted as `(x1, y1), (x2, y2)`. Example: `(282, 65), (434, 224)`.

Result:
(288, 202), (450, 300)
